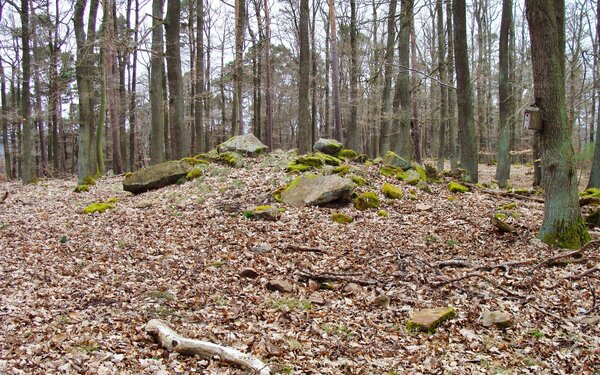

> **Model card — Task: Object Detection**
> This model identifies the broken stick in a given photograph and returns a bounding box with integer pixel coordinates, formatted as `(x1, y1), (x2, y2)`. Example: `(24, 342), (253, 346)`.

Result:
(145, 319), (270, 375)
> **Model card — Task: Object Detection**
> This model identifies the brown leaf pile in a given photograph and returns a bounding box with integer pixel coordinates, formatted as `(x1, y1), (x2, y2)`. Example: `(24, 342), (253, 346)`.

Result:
(0, 160), (598, 374)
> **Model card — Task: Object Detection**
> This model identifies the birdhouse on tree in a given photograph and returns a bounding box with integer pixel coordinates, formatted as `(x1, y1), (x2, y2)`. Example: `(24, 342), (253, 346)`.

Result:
(524, 106), (542, 131)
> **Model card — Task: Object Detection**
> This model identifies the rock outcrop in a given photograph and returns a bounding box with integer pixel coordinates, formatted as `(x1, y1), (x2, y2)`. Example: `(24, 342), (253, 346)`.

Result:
(123, 160), (191, 194)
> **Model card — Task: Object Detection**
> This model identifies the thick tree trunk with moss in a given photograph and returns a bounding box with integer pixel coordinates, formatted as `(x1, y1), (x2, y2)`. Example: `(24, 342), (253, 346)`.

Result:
(526, 0), (590, 248)
(495, 0), (513, 188)
(453, 0), (478, 182)
(298, 0), (311, 153)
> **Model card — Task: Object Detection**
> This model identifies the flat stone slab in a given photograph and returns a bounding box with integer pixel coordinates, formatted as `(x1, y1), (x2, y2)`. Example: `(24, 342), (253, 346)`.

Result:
(482, 310), (513, 328)
(123, 160), (191, 194)
(217, 133), (268, 156)
(280, 175), (355, 207)
(406, 307), (456, 333)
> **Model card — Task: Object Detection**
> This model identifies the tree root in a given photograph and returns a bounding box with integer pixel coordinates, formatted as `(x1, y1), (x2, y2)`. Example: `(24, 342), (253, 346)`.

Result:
(145, 319), (270, 375)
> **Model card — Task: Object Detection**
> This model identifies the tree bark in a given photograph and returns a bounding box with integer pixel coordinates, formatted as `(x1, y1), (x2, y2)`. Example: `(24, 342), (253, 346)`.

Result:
(588, 0), (600, 189)
(233, 0), (246, 135)
(195, 0), (206, 153)
(495, 0), (513, 187)
(347, 0), (359, 152)
(526, 0), (590, 248)
(298, 0), (311, 153)
(378, 0), (397, 155)
(104, 0), (123, 174)
(263, 0), (273, 150)
(165, 0), (186, 159)
(328, 0), (342, 142)
(435, 0), (447, 171)
(446, 0), (457, 171)
(128, 0), (139, 170)
(30, 1), (48, 177)
(20, 0), (33, 184)
(0, 59), (11, 179)
(453, 0), (478, 182)
(149, 0), (165, 165)
(410, 29), (422, 163)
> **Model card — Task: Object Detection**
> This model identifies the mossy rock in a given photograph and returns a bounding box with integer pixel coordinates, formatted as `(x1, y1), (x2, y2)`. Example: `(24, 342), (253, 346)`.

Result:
(586, 210), (600, 228)
(383, 151), (411, 170)
(286, 161), (313, 174)
(349, 175), (367, 186)
(382, 182), (403, 199)
(251, 205), (281, 221)
(74, 184), (90, 193)
(332, 213), (353, 224)
(499, 202), (517, 210)
(416, 180), (432, 193)
(353, 191), (381, 211)
(313, 138), (343, 155)
(377, 210), (389, 217)
(296, 155), (324, 167)
(411, 162), (427, 181)
(123, 160), (192, 194)
(276, 174), (355, 207)
(84, 198), (117, 214)
(380, 165), (402, 178)
(512, 187), (533, 196)
(406, 307), (456, 333)
(219, 151), (244, 167)
(402, 170), (422, 185)
(314, 152), (342, 166)
(186, 166), (204, 180)
(335, 149), (358, 160)
(581, 188), (600, 199)
(448, 182), (469, 193)
(217, 133), (268, 156)
(353, 154), (370, 164)
(83, 176), (97, 186)
(181, 156), (210, 166)
(424, 164), (439, 181)
(333, 165), (351, 176)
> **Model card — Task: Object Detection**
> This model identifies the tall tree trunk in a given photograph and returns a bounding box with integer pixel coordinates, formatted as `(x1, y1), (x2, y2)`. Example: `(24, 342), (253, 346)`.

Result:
(324, 13), (330, 139)
(328, 0), (341, 142)
(347, 0), (359, 152)
(446, 0), (457, 171)
(233, 0), (246, 135)
(298, 0), (311, 153)
(195, 0), (206, 153)
(495, 0), (513, 187)
(394, 0), (413, 159)
(128, 0), (139, 170)
(20, 0), (33, 184)
(150, 0), (165, 165)
(104, 0), (123, 174)
(30, 1), (48, 176)
(526, 0), (590, 248)
(435, 0), (447, 171)
(453, 0), (478, 182)
(410, 29), (422, 163)
(310, 0), (317, 146)
(165, 0), (185, 159)
(0, 59), (11, 178)
(263, 0), (273, 150)
(378, 0), (397, 155)
(588, 0), (600, 189)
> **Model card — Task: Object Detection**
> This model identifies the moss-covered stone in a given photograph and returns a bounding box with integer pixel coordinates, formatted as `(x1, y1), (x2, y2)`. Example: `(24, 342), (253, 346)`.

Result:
(313, 138), (343, 155)
(314, 152), (342, 166)
(186, 167), (203, 180)
(349, 175), (367, 186)
(383, 151), (411, 170)
(382, 182), (403, 199)
(377, 210), (389, 217)
(416, 180), (432, 193)
(296, 155), (324, 167)
(380, 165), (402, 177)
(286, 161), (313, 174)
(448, 182), (469, 193)
(275, 174), (354, 207)
(332, 213), (353, 223)
(83, 176), (97, 186)
(74, 184), (90, 193)
(411, 162), (427, 181)
(539, 218), (592, 249)
(353, 191), (381, 210)
(83, 198), (117, 214)
(217, 133), (268, 155)
(406, 307), (456, 333)
(402, 170), (422, 185)
(580, 188), (600, 199)
(219, 151), (244, 167)
(251, 205), (281, 221)
(513, 187), (533, 196)
(333, 165), (350, 176)
(424, 164), (439, 181)
(334, 149), (358, 160)
(123, 160), (192, 194)
(353, 154), (370, 163)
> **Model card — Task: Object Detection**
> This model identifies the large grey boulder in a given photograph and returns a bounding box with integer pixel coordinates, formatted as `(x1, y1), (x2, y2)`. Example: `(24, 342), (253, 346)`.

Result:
(123, 160), (191, 194)
(278, 175), (355, 207)
(313, 138), (343, 155)
(217, 133), (268, 156)
(383, 151), (411, 170)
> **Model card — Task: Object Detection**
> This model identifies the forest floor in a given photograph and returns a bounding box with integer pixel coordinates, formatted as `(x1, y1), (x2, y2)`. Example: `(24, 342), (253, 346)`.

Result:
(0, 157), (599, 374)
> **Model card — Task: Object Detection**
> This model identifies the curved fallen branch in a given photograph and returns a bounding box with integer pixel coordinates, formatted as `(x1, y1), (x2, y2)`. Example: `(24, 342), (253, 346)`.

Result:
(145, 319), (270, 375)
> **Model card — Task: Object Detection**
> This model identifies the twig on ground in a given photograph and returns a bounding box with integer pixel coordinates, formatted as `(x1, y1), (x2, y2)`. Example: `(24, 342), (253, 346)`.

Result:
(144, 319), (271, 375)
(463, 182), (545, 203)
(286, 245), (326, 254)
(532, 240), (600, 270)
(435, 259), (472, 269)
(297, 269), (378, 285)
(564, 266), (600, 281)
(475, 258), (536, 272)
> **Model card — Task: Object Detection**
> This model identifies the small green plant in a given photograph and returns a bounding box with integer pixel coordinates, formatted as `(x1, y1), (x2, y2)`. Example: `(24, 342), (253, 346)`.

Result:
(147, 291), (175, 301)
(243, 210), (255, 219)
(72, 340), (100, 353)
(321, 323), (352, 336)
(117, 241), (129, 249)
(446, 239), (458, 248)
(73, 184), (89, 193)
(207, 259), (226, 268)
(527, 329), (544, 339)
(426, 235), (439, 243)
(59, 235), (69, 244)
(270, 298), (312, 312)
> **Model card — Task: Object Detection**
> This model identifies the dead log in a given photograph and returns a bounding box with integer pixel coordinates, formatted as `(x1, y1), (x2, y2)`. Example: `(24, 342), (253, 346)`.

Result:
(145, 319), (270, 375)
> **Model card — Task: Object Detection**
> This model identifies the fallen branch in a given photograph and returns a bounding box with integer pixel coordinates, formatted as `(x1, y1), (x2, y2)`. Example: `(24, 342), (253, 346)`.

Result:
(580, 197), (600, 207)
(286, 245), (326, 254)
(532, 240), (600, 269)
(463, 183), (545, 203)
(564, 266), (599, 281)
(145, 319), (270, 375)
(297, 269), (378, 285)
(434, 259), (472, 269)
(475, 259), (536, 272)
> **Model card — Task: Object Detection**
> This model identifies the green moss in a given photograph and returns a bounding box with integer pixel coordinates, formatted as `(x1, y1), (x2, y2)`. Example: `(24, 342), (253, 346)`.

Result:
(181, 156), (210, 166)
(475, 182), (486, 189)
(424, 164), (439, 181)
(333, 165), (350, 176)
(314, 152), (342, 166)
(186, 167), (203, 180)
(272, 174), (317, 202)
(499, 202), (517, 210)
(580, 188), (600, 199)
(332, 213), (353, 223)
(255, 205), (273, 212)
(513, 188), (533, 196)
(411, 162), (427, 181)
(84, 202), (115, 214)
(447, 195), (456, 202)
(243, 210), (255, 219)
(377, 210), (389, 217)
(382, 182), (403, 199)
(353, 191), (381, 210)
(380, 165), (402, 177)
(402, 170), (422, 185)
(219, 151), (244, 167)
(494, 212), (508, 221)
(74, 184), (90, 193)
(124, 172), (133, 178)
(539, 218), (592, 249)
(406, 307), (456, 334)
(83, 176), (96, 186)
(286, 161), (313, 173)
(354, 154), (369, 163)
(296, 155), (324, 167)
(334, 149), (358, 159)
(448, 182), (469, 193)
(350, 175), (367, 186)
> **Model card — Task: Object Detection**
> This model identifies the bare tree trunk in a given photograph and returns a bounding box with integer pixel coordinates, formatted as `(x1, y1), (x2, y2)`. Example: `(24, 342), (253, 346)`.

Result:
(195, 0), (206, 152)
(298, 0), (311, 153)
(446, 0), (457, 171)
(328, 0), (341, 142)
(324, 13), (330, 139)
(526, 0), (590, 248)
(30, 1), (48, 176)
(347, 0), (359, 152)
(128, 0), (139, 170)
(453, 0), (478, 182)
(263, 0), (273, 150)
(233, 0), (246, 135)
(20, 0), (33, 184)
(165, 0), (185, 159)
(0, 58), (11, 178)
(378, 0), (397, 155)
(588, 0), (600, 188)
(310, 0), (318, 146)
(410, 29), (422, 163)
(104, 0), (123, 174)
(435, 0), (447, 171)
(149, 0), (165, 165)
